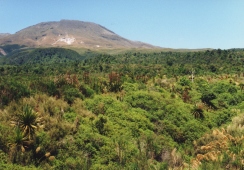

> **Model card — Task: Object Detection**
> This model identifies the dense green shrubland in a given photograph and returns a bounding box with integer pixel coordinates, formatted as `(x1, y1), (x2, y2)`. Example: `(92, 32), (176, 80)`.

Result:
(0, 48), (244, 169)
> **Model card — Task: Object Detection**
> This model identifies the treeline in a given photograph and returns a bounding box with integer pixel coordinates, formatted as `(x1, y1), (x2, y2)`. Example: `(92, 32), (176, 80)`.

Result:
(83, 49), (244, 76)
(1, 48), (244, 77)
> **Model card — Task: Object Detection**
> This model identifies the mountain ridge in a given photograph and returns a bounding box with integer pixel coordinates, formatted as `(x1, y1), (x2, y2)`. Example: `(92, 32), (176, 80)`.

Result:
(0, 20), (158, 49)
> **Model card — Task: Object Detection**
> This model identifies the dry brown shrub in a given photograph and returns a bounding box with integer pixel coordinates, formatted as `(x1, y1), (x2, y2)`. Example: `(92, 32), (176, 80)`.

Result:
(36, 146), (41, 153)
(170, 148), (183, 169)
(45, 152), (51, 157)
(196, 154), (204, 161)
(191, 112), (244, 169)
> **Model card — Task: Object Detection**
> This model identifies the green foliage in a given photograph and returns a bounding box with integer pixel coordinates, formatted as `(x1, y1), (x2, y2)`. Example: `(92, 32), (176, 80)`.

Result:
(201, 90), (217, 108)
(64, 112), (77, 122)
(79, 84), (95, 98)
(0, 47), (85, 65)
(11, 105), (42, 140)
(182, 120), (208, 143)
(94, 115), (108, 135)
(0, 80), (30, 107)
(215, 110), (237, 126)
(0, 48), (244, 169)
(125, 91), (161, 112)
(0, 44), (26, 57)
(179, 76), (191, 86)
(63, 87), (84, 104)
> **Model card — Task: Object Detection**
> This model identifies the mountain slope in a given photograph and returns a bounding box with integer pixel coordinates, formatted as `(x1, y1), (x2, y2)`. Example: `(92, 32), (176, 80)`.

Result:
(0, 20), (157, 49)
(0, 33), (11, 38)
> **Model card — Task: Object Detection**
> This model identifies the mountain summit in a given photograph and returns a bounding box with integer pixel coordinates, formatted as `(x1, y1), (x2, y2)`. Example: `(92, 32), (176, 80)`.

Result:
(0, 20), (156, 49)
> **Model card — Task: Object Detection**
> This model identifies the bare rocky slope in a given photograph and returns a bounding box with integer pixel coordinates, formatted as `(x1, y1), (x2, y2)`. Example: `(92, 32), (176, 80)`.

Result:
(0, 20), (157, 49)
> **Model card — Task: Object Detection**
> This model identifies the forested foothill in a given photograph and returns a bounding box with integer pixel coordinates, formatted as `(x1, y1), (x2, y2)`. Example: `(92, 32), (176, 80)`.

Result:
(1, 46), (244, 169)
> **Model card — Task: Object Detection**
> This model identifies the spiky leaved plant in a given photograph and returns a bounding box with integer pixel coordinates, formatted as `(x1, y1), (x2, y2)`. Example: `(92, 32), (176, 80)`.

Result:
(8, 127), (32, 163)
(11, 105), (43, 140)
(10, 127), (27, 152)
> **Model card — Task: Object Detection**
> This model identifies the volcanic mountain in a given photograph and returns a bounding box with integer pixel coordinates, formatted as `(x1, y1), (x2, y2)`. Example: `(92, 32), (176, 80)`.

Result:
(0, 20), (157, 49)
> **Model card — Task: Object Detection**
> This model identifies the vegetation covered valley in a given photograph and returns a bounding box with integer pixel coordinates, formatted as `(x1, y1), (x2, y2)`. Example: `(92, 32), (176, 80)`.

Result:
(0, 46), (244, 169)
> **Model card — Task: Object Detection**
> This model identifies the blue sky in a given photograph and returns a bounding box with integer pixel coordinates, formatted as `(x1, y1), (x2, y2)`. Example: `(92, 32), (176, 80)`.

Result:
(0, 0), (244, 49)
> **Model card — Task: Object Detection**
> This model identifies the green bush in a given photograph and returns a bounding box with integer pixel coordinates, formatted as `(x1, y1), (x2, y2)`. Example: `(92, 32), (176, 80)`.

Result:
(64, 87), (84, 104)
(179, 77), (191, 86)
(79, 84), (94, 98)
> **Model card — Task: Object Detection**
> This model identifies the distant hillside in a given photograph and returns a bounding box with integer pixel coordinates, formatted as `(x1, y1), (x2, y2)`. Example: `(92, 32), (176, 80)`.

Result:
(0, 20), (157, 49)
(0, 33), (10, 38)
(0, 47), (88, 65)
(0, 44), (27, 56)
